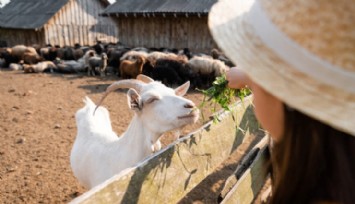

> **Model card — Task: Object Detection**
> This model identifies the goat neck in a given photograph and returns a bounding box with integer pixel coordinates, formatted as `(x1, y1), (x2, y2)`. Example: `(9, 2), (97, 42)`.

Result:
(118, 115), (157, 159)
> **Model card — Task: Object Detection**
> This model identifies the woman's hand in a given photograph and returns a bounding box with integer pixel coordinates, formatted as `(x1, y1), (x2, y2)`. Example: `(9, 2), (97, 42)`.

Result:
(226, 67), (250, 89)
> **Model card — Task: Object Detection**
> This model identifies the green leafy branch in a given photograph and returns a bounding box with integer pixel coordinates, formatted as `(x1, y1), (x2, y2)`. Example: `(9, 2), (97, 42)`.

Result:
(197, 75), (251, 122)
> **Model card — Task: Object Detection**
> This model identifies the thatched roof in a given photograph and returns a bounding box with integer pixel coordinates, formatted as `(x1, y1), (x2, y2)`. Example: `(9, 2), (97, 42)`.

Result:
(102, 0), (217, 17)
(0, 0), (111, 29)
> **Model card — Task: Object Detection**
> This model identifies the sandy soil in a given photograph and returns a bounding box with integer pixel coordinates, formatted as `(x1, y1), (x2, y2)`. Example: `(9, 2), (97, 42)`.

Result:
(0, 69), (268, 203)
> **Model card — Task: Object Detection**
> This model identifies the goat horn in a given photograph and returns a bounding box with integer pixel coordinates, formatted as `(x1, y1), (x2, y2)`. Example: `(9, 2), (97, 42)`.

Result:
(94, 79), (144, 114)
(137, 74), (154, 83)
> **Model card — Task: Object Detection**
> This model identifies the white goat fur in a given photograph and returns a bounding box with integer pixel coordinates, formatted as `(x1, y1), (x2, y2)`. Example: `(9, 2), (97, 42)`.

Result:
(70, 77), (199, 189)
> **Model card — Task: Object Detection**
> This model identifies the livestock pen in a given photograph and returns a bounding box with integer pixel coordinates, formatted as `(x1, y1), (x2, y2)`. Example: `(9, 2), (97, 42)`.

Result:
(70, 95), (271, 203)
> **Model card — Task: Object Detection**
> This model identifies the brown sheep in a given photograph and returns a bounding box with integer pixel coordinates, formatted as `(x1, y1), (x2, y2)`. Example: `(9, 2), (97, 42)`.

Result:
(23, 51), (42, 64)
(119, 56), (146, 79)
(11, 45), (40, 63)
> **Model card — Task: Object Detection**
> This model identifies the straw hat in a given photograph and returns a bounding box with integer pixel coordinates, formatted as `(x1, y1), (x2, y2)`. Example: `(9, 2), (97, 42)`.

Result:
(208, 0), (355, 136)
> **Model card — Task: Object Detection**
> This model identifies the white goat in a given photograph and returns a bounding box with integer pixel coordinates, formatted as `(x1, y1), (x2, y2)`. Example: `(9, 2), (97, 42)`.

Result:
(70, 75), (199, 189)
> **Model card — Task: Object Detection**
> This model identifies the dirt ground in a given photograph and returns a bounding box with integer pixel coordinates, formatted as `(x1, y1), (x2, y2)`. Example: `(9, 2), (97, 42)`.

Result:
(0, 69), (268, 203)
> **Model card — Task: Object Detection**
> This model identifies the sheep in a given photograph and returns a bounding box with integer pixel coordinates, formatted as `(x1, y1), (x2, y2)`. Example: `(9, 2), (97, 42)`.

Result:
(132, 47), (150, 52)
(39, 45), (59, 61)
(0, 58), (5, 68)
(92, 41), (105, 55)
(10, 45), (40, 63)
(23, 50), (42, 64)
(187, 56), (229, 88)
(156, 58), (191, 80)
(120, 50), (148, 61)
(178, 48), (193, 59)
(141, 60), (155, 77)
(70, 75), (199, 189)
(51, 50), (94, 74)
(73, 47), (84, 61)
(0, 48), (16, 68)
(151, 66), (183, 87)
(57, 46), (76, 60)
(119, 55), (146, 79)
(187, 56), (226, 75)
(82, 50), (95, 68)
(87, 53), (108, 76)
(211, 48), (235, 67)
(149, 58), (193, 87)
(9, 63), (23, 71)
(53, 58), (85, 74)
(44, 46), (58, 61)
(146, 51), (178, 64)
(107, 47), (130, 76)
(23, 61), (57, 73)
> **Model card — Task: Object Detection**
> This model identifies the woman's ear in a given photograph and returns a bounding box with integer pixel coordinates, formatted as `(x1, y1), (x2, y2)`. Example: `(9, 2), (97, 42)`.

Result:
(127, 88), (142, 111)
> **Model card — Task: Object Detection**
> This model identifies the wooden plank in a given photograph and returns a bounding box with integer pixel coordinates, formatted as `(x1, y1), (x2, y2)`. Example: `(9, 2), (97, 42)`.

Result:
(220, 139), (270, 204)
(219, 136), (268, 200)
(70, 96), (263, 204)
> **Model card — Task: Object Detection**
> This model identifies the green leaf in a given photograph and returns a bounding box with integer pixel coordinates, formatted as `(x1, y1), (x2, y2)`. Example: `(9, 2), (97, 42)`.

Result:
(198, 75), (252, 122)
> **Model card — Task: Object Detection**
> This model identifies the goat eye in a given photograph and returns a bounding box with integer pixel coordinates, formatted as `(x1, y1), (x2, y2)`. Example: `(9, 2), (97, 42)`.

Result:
(146, 97), (158, 104)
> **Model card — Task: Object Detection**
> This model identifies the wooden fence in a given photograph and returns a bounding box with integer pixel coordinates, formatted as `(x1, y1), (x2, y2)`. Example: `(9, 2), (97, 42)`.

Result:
(70, 96), (270, 204)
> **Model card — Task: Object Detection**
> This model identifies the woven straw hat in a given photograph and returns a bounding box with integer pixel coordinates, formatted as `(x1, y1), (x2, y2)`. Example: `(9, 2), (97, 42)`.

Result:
(208, 0), (355, 136)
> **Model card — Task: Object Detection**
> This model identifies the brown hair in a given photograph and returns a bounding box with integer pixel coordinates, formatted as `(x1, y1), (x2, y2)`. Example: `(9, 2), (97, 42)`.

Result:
(270, 105), (355, 204)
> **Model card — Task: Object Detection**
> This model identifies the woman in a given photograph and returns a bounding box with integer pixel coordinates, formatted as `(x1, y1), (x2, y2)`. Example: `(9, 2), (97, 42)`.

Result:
(208, 0), (355, 203)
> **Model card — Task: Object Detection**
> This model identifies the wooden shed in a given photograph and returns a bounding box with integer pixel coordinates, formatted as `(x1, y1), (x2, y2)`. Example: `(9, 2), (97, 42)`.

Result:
(0, 0), (118, 47)
(102, 0), (218, 53)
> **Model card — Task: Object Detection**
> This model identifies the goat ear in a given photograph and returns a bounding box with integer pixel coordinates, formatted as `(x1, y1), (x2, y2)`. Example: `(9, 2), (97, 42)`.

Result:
(127, 89), (142, 111)
(175, 81), (190, 96)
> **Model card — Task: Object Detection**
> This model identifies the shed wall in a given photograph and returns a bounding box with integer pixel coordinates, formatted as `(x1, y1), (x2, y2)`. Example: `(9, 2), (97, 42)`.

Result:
(0, 0), (119, 47)
(45, 0), (118, 47)
(0, 29), (45, 47)
(117, 15), (217, 53)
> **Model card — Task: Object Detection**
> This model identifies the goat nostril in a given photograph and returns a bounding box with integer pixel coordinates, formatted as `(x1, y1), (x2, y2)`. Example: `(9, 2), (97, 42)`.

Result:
(184, 103), (194, 109)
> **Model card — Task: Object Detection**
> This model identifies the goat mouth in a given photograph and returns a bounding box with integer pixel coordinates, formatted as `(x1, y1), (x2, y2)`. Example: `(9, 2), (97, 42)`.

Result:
(178, 111), (199, 120)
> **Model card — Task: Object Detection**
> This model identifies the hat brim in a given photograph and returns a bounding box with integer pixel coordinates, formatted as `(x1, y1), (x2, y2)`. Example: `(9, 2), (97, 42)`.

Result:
(208, 0), (355, 136)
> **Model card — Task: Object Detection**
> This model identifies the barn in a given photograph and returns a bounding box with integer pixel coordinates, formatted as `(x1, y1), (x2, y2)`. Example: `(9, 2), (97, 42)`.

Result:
(0, 0), (118, 47)
(102, 0), (218, 53)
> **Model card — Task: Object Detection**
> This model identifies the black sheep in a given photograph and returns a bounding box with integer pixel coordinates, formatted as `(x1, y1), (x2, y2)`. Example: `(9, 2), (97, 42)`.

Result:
(142, 60), (155, 77)
(0, 48), (17, 68)
(150, 66), (183, 87)
(155, 58), (191, 83)
(107, 47), (130, 76)
(93, 41), (105, 55)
